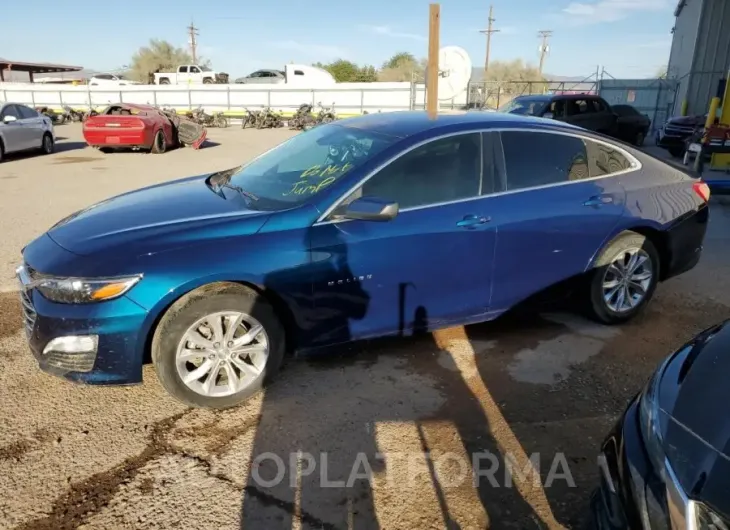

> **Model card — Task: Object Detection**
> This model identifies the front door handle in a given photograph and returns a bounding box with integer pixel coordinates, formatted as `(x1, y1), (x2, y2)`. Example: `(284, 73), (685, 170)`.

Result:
(583, 195), (613, 207)
(457, 214), (491, 228)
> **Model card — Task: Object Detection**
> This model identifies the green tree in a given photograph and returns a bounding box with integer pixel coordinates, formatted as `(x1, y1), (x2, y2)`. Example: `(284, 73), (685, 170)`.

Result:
(378, 52), (426, 82)
(472, 59), (546, 108)
(314, 59), (377, 82)
(129, 39), (211, 83)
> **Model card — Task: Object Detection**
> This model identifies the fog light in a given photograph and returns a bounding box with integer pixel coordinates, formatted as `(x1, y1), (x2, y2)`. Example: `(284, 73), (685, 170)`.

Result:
(43, 335), (98, 355)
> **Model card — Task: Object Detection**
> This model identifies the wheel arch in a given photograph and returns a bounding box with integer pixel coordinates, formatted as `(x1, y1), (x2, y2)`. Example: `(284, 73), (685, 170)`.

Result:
(587, 223), (670, 279)
(139, 278), (300, 366)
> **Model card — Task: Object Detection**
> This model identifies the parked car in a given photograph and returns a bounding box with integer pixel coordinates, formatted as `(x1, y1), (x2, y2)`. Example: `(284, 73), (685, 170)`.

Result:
(0, 102), (55, 163)
(611, 104), (652, 146)
(234, 69), (286, 84)
(592, 320), (730, 529)
(655, 114), (707, 158)
(82, 103), (178, 154)
(17, 111), (709, 408)
(499, 94), (649, 145)
(88, 74), (141, 87)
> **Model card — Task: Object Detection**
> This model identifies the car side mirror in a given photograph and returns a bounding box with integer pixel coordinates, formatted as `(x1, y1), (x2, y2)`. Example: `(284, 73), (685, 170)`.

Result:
(542, 112), (554, 119)
(3, 115), (17, 124)
(339, 196), (398, 222)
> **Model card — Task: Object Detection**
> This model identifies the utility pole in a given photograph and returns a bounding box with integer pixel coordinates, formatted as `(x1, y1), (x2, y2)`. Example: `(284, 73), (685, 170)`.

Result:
(426, 3), (440, 118)
(537, 30), (553, 75)
(479, 5), (500, 77)
(187, 21), (199, 63)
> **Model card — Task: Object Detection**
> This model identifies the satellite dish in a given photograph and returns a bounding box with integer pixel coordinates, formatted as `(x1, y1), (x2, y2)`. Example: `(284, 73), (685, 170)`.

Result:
(437, 46), (472, 101)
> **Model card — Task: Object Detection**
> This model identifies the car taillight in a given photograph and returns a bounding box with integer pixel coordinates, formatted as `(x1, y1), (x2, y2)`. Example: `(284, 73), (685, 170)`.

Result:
(693, 181), (711, 202)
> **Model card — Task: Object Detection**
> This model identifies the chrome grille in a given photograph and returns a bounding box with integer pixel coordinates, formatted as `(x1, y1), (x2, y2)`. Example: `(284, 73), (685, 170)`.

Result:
(19, 288), (36, 338)
(16, 263), (37, 339)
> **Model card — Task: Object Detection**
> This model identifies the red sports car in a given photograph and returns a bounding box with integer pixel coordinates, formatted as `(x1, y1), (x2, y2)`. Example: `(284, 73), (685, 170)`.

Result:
(83, 103), (178, 153)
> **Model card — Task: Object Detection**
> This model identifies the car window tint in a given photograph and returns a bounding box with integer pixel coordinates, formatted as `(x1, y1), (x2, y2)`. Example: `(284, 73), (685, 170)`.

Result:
(190, 66), (200, 73)
(586, 140), (633, 177)
(548, 100), (566, 117)
(17, 105), (38, 119)
(502, 131), (589, 189)
(566, 99), (592, 116)
(179, 66), (188, 73)
(358, 133), (482, 210)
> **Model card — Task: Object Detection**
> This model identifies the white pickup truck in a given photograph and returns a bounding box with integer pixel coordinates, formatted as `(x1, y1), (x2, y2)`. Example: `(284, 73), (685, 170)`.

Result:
(153, 65), (229, 85)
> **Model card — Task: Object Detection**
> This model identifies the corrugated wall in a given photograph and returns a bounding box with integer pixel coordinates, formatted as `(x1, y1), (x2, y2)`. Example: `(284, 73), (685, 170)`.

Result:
(667, 0), (704, 111)
(686, 0), (730, 115)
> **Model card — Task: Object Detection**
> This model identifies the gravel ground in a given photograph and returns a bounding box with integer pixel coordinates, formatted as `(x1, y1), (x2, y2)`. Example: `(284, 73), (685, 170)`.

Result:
(0, 125), (728, 530)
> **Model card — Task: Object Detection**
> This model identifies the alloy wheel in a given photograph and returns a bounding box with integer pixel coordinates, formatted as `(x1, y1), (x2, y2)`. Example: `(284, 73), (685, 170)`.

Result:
(602, 248), (653, 313)
(175, 311), (269, 398)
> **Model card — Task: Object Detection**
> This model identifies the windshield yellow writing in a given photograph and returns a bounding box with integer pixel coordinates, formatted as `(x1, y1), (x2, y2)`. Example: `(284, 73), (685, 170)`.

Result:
(283, 176), (336, 196)
(300, 162), (354, 179)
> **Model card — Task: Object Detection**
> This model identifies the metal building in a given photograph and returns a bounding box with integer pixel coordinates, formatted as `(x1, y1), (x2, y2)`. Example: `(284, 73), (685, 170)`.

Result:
(667, 0), (730, 116)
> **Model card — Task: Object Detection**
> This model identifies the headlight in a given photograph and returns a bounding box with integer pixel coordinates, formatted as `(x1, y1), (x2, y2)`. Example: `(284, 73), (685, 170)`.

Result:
(34, 275), (142, 304)
(693, 501), (730, 530)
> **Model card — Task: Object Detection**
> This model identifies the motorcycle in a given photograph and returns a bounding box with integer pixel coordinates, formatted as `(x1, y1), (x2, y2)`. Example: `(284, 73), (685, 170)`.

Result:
(35, 106), (61, 124)
(314, 101), (337, 124)
(289, 103), (316, 130)
(241, 108), (261, 129)
(62, 105), (84, 123)
(256, 107), (284, 129)
(187, 106), (229, 128)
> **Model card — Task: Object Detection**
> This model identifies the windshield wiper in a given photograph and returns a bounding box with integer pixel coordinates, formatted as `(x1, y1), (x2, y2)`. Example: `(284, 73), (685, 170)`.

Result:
(219, 182), (259, 202)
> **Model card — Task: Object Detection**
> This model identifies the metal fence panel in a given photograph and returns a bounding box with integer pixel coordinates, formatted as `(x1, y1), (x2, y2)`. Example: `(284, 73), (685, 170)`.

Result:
(598, 78), (678, 133)
(466, 80), (598, 110)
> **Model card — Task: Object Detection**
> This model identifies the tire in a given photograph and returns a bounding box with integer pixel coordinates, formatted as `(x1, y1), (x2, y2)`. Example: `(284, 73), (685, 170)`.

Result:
(152, 282), (286, 409)
(150, 130), (166, 154)
(0, 140), (4, 163)
(41, 133), (54, 155)
(215, 115), (229, 128)
(55, 114), (66, 126)
(159, 78), (171, 85)
(634, 131), (645, 147)
(203, 78), (214, 84)
(586, 231), (659, 324)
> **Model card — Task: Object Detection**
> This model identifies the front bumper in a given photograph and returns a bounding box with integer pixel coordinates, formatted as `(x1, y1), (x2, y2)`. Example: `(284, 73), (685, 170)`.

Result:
(593, 400), (700, 529)
(17, 273), (148, 385)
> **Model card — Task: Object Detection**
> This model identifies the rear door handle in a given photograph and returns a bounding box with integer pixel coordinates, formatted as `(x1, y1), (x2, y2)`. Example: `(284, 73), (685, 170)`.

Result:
(457, 214), (491, 228)
(583, 195), (613, 207)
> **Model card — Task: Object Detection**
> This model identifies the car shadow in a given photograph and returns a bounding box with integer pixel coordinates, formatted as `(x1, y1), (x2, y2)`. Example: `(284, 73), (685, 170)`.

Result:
(200, 140), (221, 149)
(54, 141), (89, 154)
(237, 225), (563, 529)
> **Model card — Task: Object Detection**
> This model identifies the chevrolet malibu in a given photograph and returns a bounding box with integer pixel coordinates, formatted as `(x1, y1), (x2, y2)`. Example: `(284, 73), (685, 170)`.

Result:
(17, 111), (709, 408)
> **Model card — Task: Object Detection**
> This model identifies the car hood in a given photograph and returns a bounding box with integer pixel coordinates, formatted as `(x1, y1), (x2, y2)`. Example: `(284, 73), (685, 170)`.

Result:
(666, 114), (706, 127)
(47, 173), (271, 256)
(659, 321), (730, 519)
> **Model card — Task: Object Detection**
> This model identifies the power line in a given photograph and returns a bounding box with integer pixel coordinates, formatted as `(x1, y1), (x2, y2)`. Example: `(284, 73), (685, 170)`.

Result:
(187, 21), (200, 63)
(478, 5), (500, 77)
(537, 30), (553, 75)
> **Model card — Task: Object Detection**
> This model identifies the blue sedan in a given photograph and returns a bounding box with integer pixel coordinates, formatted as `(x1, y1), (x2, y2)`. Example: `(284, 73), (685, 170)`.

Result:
(17, 111), (710, 408)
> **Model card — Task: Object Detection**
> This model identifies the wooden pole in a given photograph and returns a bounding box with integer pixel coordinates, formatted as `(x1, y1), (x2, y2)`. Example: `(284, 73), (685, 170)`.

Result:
(427, 3), (440, 118)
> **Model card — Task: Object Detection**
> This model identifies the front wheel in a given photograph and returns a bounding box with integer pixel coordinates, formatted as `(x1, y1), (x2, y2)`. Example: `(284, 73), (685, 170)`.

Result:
(41, 133), (54, 155)
(215, 115), (229, 128)
(152, 283), (286, 409)
(586, 231), (659, 324)
(634, 130), (645, 147)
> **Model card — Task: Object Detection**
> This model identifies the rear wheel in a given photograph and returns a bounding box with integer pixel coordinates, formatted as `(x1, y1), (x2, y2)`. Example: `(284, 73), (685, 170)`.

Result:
(41, 133), (54, 155)
(586, 231), (659, 324)
(203, 78), (214, 84)
(0, 140), (4, 163)
(159, 78), (171, 85)
(152, 283), (286, 409)
(150, 130), (166, 154)
(634, 130), (645, 147)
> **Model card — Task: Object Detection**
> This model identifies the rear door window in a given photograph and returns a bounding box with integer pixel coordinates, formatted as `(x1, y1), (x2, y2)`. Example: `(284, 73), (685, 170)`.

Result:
(501, 131), (589, 190)
(1, 105), (22, 120)
(586, 140), (633, 177)
(17, 105), (38, 119)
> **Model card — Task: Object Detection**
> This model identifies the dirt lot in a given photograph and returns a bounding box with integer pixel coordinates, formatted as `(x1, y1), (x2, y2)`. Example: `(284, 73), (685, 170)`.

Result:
(1, 125), (729, 530)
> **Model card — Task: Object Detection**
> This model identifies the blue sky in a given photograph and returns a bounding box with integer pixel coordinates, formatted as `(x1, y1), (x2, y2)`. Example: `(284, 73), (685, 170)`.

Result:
(2, 0), (675, 79)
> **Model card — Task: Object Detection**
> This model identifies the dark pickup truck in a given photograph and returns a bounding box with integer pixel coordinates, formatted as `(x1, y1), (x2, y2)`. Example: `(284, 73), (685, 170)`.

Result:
(654, 113), (707, 157)
(498, 94), (651, 146)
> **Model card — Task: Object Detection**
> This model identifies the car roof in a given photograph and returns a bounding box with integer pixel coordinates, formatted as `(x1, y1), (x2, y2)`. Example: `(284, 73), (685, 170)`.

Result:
(335, 110), (583, 138)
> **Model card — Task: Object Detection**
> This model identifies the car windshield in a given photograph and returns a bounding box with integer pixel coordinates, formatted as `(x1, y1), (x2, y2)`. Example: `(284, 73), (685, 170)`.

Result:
(498, 97), (549, 116)
(228, 124), (397, 210)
